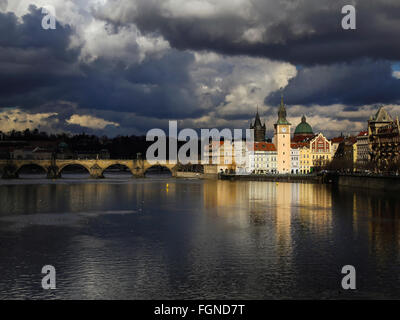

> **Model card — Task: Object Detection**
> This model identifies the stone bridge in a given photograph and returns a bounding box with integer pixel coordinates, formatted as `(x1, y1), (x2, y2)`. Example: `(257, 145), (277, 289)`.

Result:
(0, 159), (178, 179)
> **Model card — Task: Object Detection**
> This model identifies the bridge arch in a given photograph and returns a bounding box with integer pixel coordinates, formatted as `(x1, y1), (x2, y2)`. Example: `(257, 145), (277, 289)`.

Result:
(102, 163), (134, 177)
(144, 164), (176, 176)
(17, 163), (48, 176)
(58, 163), (91, 177)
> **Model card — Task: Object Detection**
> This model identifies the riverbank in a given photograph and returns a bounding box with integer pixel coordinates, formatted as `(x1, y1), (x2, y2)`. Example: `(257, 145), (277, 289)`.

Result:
(175, 172), (204, 178)
(219, 174), (324, 183)
(336, 174), (400, 192)
(220, 173), (400, 192)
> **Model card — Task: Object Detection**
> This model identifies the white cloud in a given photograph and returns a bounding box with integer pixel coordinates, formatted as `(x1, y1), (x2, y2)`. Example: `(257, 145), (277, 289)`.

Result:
(241, 27), (265, 44)
(160, 0), (252, 19)
(6, 0), (170, 65)
(0, 107), (58, 132)
(66, 114), (120, 129)
(79, 19), (170, 64)
(190, 52), (297, 116)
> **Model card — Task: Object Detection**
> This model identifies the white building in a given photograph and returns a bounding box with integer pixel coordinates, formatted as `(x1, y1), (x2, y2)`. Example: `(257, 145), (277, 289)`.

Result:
(290, 147), (300, 174)
(203, 140), (248, 174)
(248, 142), (277, 174)
(203, 140), (279, 174)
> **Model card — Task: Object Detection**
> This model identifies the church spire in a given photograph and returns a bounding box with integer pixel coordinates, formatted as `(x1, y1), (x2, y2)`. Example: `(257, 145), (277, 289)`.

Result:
(254, 106), (262, 127)
(276, 94), (290, 125)
(250, 105), (266, 142)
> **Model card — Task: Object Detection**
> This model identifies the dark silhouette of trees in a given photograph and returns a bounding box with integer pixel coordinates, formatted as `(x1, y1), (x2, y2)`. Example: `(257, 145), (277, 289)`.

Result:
(0, 129), (184, 160)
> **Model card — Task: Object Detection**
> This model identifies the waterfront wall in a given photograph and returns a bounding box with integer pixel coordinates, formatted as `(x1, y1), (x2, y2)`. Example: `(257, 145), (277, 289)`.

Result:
(219, 174), (323, 183)
(202, 164), (219, 179)
(176, 172), (203, 178)
(337, 175), (400, 192)
(219, 173), (400, 191)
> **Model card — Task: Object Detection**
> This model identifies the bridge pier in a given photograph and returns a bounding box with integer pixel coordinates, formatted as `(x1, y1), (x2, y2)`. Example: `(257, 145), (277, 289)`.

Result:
(46, 166), (61, 179)
(1, 165), (18, 179)
(89, 164), (104, 179)
(90, 173), (105, 179)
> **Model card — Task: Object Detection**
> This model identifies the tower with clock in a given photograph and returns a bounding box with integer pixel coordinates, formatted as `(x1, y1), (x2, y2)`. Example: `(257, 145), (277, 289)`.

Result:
(273, 95), (291, 174)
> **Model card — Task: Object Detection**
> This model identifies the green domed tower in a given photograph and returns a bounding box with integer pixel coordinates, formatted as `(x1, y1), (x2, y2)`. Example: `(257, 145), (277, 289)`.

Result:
(293, 115), (314, 142)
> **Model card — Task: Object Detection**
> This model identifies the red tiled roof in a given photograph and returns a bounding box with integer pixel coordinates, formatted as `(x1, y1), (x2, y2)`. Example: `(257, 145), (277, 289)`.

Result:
(291, 142), (310, 148)
(254, 142), (276, 151)
(357, 131), (368, 137)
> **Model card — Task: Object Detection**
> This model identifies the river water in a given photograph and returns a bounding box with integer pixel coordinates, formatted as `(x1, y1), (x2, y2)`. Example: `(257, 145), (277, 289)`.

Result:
(0, 175), (399, 299)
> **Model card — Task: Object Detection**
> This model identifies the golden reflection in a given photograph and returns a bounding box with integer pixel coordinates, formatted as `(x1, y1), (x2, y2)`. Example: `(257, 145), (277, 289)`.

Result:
(203, 180), (250, 226)
(274, 183), (293, 253)
(203, 181), (294, 250)
(203, 180), (240, 209)
(248, 181), (275, 226)
(202, 181), (334, 250)
(297, 183), (332, 235)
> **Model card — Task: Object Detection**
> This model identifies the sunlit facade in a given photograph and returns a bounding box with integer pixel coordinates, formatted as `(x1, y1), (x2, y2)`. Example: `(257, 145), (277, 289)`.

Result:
(309, 133), (332, 168)
(299, 145), (312, 174)
(248, 142), (277, 174)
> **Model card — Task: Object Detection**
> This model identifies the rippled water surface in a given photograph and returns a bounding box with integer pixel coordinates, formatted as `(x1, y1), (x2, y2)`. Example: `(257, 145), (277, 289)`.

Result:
(0, 175), (399, 299)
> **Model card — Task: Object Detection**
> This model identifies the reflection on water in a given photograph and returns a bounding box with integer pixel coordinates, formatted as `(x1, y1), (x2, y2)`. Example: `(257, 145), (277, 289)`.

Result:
(0, 178), (399, 299)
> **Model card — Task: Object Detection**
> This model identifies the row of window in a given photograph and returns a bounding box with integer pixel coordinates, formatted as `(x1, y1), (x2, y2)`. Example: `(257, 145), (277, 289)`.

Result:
(253, 157), (277, 161)
(253, 164), (277, 169)
(312, 155), (329, 159)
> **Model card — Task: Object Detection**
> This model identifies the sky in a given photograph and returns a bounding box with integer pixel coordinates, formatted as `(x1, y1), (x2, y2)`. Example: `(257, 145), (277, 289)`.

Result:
(0, 0), (400, 138)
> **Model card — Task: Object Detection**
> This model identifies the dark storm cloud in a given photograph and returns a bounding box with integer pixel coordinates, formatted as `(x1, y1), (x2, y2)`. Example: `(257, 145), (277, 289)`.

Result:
(78, 51), (201, 118)
(0, 6), (80, 106)
(2, 1), (400, 137)
(0, 6), (207, 123)
(265, 60), (400, 107)
(97, 0), (400, 66)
